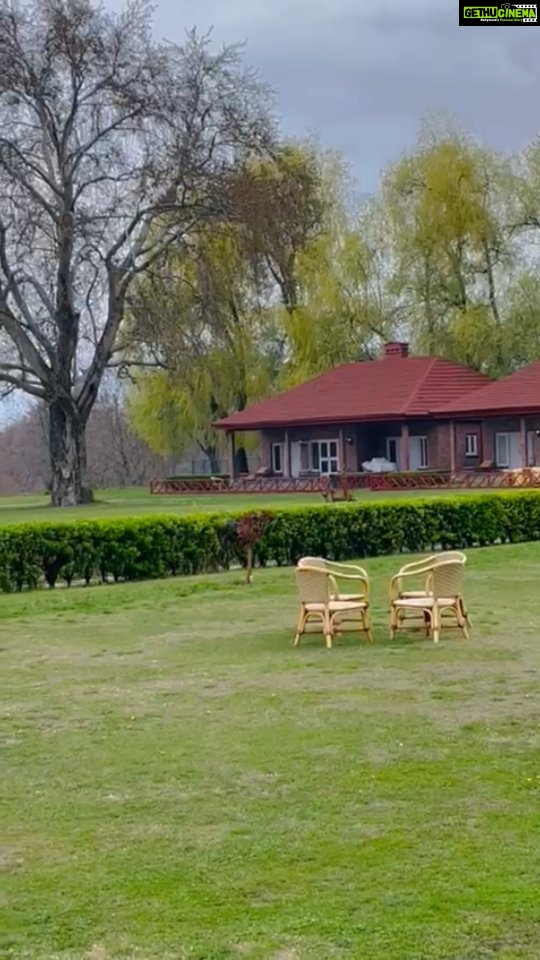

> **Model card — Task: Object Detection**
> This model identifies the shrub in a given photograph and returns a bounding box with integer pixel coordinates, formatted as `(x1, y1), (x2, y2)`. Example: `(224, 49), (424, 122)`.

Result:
(0, 492), (538, 592)
(231, 512), (272, 583)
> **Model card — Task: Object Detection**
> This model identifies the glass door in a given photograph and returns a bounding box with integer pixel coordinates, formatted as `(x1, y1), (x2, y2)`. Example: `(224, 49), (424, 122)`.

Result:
(311, 440), (339, 474)
(495, 433), (509, 467)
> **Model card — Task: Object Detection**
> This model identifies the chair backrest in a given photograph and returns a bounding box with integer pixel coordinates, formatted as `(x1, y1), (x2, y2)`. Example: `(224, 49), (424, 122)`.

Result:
(437, 551), (467, 565)
(298, 556), (327, 570)
(295, 565), (331, 604)
(400, 551), (466, 575)
(430, 559), (465, 598)
(299, 556), (369, 577)
(299, 556), (369, 594)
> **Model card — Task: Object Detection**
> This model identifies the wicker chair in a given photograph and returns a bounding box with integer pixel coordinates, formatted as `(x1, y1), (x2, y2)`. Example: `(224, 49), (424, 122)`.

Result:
(392, 551), (471, 627)
(390, 558), (469, 644)
(297, 556), (370, 603)
(294, 564), (372, 649)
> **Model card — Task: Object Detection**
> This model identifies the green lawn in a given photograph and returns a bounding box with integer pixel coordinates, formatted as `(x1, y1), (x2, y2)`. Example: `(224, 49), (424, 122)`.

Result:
(2, 542), (540, 959)
(0, 485), (523, 525)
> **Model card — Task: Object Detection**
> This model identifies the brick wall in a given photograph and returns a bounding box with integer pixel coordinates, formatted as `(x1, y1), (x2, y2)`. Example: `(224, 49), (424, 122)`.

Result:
(430, 422), (451, 470)
(455, 421), (482, 469)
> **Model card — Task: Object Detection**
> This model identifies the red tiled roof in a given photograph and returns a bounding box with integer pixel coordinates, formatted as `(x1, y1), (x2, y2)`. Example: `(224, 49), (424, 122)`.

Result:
(215, 356), (491, 430)
(435, 360), (540, 415)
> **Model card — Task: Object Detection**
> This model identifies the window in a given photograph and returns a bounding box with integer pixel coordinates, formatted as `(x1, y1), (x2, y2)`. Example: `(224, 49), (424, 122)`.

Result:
(386, 437), (400, 467)
(495, 433), (509, 468)
(310, 439), (339, 475)
(465, 433), (478, 457)
(410, 435), (428, 470)
(271, 443), (283, 474)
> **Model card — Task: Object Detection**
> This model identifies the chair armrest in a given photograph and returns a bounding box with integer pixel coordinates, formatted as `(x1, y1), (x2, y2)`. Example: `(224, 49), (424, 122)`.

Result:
(331, 571), (370, 598)
(390, 567), (432, 601)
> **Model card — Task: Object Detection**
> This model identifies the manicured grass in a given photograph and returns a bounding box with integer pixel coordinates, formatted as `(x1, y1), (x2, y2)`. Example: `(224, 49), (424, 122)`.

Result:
(0, 484), (522, 525)
(2, 543), (540, 959)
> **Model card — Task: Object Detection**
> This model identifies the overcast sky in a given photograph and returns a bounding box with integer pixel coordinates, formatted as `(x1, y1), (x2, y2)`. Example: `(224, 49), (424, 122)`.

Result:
(148, 0), (539, 193)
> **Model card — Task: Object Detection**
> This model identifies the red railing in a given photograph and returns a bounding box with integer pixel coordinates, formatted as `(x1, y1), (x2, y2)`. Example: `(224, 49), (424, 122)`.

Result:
(229, 475), (330, 494)
(150, 476), (230, 494)
(451, 468), (540, 489)
(150, 468), (540, 496)
(365, 471), (451, 492)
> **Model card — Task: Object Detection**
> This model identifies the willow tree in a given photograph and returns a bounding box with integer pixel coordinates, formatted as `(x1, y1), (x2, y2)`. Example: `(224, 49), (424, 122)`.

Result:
(383, 126), (512, 373)
(279, 196), (399, 386)
(128, 224), (277, 470)
(227, 143), (328, 313)
(0, 0), (273, 504)
(127, 144), (332, 463)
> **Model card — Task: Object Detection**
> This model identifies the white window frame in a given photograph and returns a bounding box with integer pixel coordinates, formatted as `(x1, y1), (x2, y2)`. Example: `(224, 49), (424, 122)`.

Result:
(310, 439), (340, 475)
(271, 442), (283, 474)
(495, 432), (510, 468)
(386, 437), (400, 467)
(465, 433), (478, 457)
(418, 436), (429, 469)
(409, 435), (429, 470)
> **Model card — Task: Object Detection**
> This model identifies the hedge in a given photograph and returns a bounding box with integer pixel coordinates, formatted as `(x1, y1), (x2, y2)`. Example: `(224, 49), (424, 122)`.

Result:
(0, 491), (539, 593)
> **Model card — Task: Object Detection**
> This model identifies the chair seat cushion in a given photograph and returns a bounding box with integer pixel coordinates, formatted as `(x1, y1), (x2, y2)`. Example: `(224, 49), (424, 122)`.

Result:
(306, 600), (367, 612)
(393, 596), (458, 608)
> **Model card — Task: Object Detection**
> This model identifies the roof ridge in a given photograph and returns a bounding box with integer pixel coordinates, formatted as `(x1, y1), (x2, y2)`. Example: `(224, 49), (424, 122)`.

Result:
(431, 357), (540, 414)
(400, 355), (437, 415)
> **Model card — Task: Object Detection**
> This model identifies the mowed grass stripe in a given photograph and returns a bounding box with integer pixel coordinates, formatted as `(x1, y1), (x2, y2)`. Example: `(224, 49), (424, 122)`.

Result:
(2, 542), (540, 959)
(0, 485), (527, 525)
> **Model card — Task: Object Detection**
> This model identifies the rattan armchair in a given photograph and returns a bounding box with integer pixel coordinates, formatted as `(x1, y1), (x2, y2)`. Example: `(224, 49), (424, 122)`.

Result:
(294, 563), (372, 648)
(390, 558), (469, 644)
(393, 551), (471, 626)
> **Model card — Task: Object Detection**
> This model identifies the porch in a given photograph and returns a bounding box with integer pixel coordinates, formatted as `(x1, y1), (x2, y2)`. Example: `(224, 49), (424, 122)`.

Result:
(228, 421), (443, 481)
(227, 415), (540, 481)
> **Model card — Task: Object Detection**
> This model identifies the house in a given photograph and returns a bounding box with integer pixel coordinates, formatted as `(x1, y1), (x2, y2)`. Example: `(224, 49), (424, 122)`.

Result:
(214, 345), (540, 478)
(434, 359), (540, 471)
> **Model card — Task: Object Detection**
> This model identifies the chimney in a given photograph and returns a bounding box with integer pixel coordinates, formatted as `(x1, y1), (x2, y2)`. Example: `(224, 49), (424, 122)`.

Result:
(382, 342), (409, 359)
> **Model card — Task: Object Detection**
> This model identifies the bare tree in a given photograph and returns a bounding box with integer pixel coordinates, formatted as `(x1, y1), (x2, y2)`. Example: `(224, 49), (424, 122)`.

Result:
(0, 0), (273, 505)
(0, 392), (171, 493)
(86, 386), (170, 488)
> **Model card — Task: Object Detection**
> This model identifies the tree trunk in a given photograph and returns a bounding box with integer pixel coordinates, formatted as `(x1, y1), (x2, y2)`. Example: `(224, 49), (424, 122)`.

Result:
(245, 545), (253, 584)
(207, 450), (221, 474)
(48, 400), (90, 507)
(199, 443), (221, 474)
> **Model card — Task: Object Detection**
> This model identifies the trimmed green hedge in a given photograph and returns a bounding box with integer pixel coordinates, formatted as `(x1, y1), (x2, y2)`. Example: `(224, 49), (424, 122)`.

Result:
(0, 492), (539, 592)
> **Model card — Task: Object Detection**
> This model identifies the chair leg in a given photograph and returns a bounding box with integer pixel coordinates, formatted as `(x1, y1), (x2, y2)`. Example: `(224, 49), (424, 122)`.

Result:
(459, 597), (472, 628)
(432, 604), (440, 644)
(390, 604), (398, 639)
(364, 608), (373, 643)
(294, 606), (306, 646)
(423, 609), (431, 637)
(456, 602), (470, 640)
(324, 609), (332, 649)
